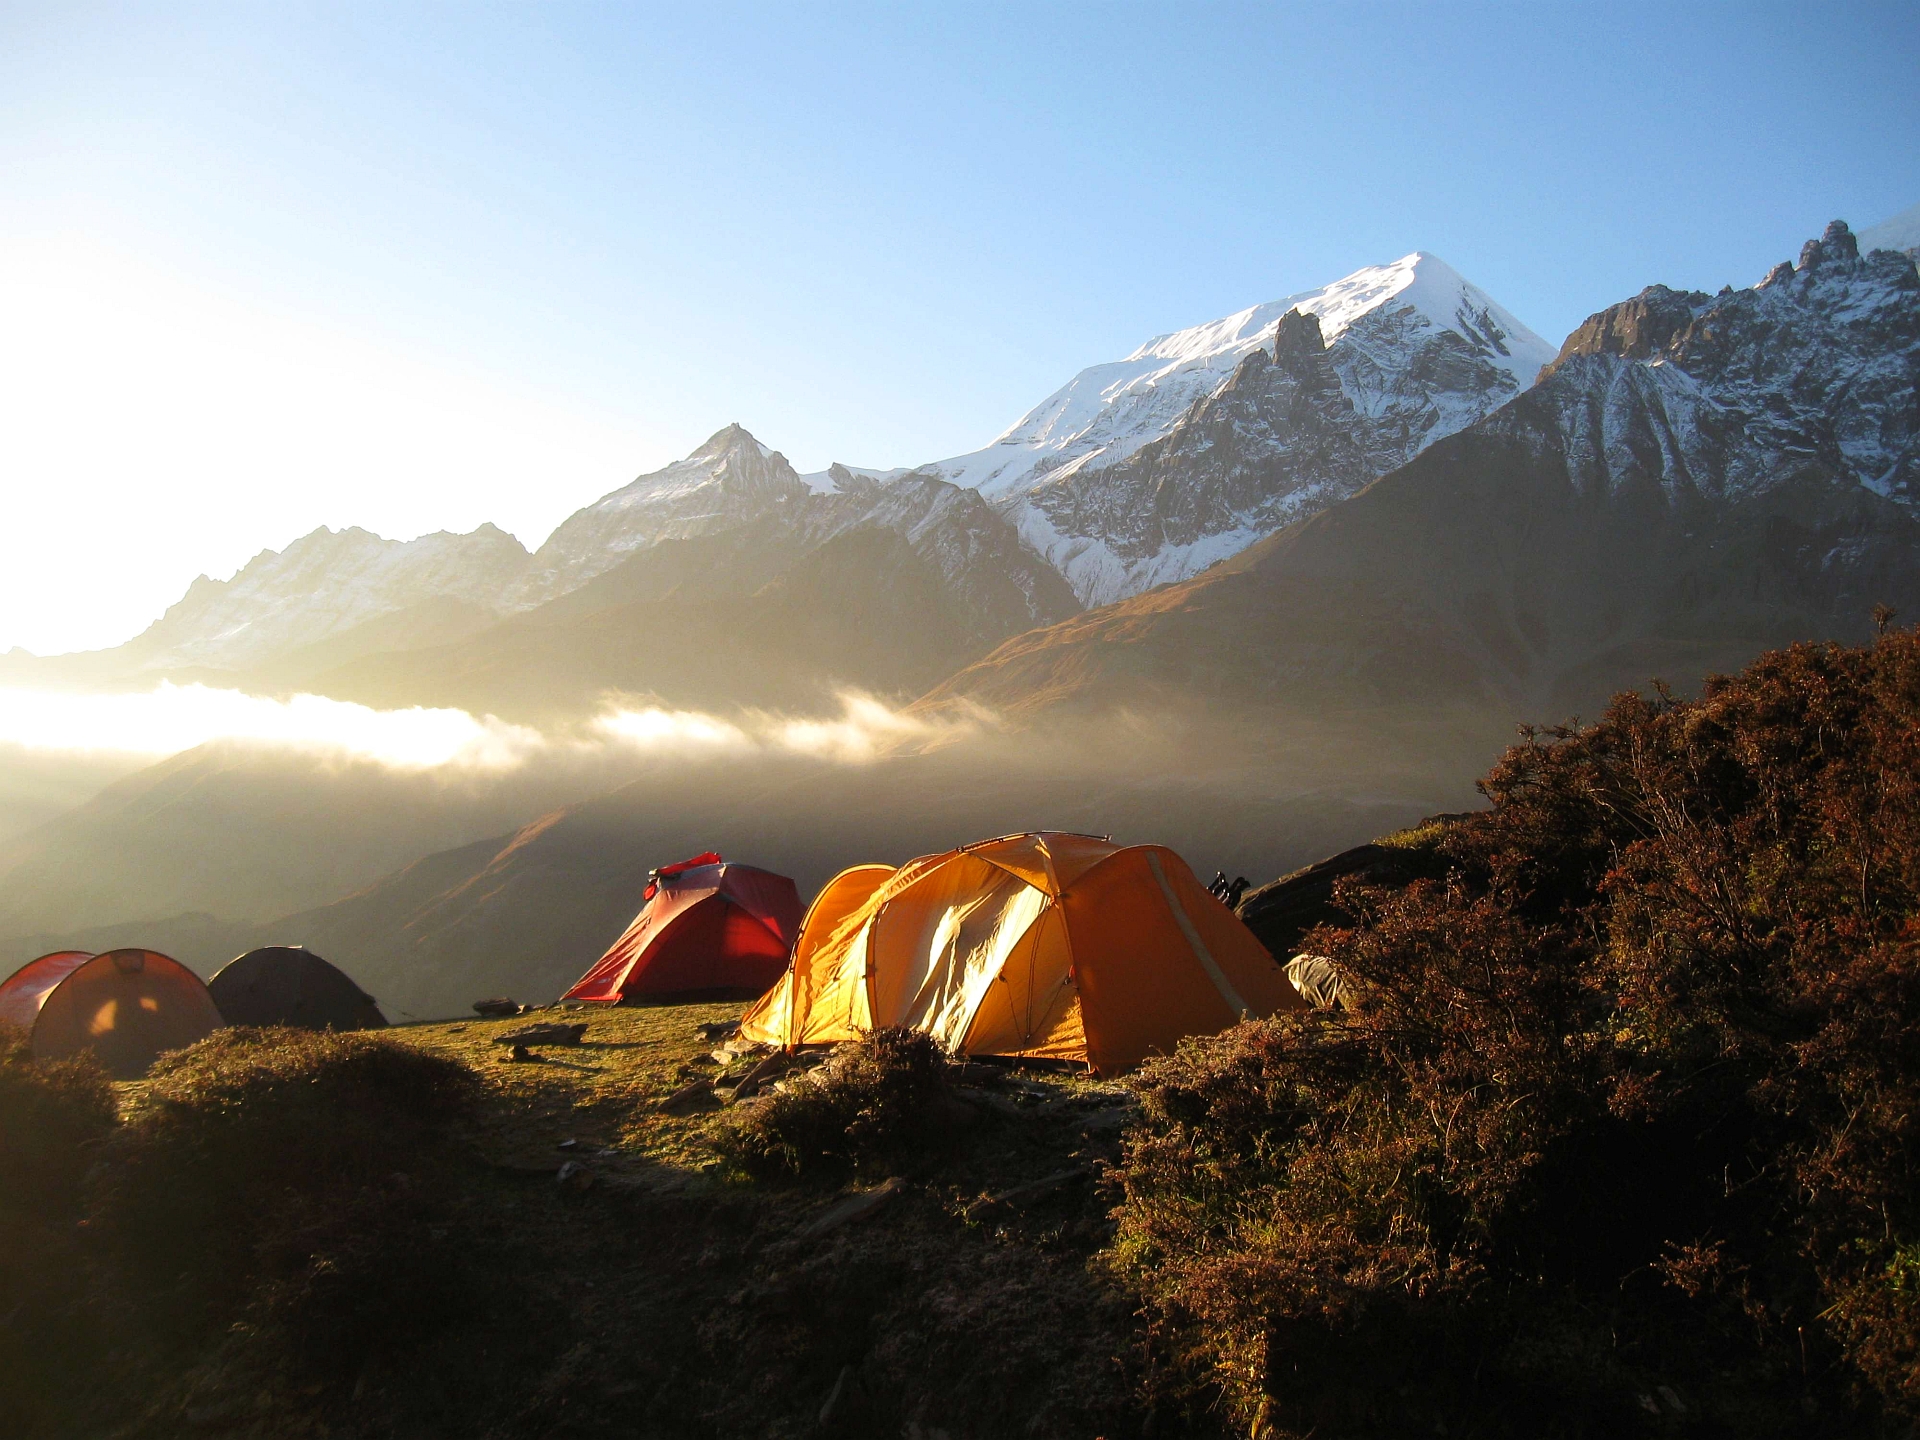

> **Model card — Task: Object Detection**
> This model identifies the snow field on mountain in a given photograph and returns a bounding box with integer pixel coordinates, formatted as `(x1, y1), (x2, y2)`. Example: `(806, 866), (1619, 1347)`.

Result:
(923, 252), (1555, 505)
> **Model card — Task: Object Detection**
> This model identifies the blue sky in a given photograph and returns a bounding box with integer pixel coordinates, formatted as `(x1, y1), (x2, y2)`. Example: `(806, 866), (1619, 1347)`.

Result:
(3, 1), (1917, 653)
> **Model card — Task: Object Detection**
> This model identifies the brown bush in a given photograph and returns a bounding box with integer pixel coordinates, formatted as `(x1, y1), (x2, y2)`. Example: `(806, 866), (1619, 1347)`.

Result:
(1111, 628), (1920, 1436)
(89, 1026), (481, 1380)
(0, 1028), (116, 1217)
(723, 1027), (954, 1179)
(0, 1031), (117, 1434)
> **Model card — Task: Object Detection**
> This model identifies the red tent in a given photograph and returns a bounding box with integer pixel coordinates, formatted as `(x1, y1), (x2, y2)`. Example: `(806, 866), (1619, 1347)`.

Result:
(0, 951), (95, 1032)
(562, 853), (803, 1004)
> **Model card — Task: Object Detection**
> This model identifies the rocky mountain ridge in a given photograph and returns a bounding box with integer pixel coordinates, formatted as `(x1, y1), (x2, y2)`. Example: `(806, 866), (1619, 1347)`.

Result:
(36, 253), (1557, 686)
(234, 436), (1082, 718)
(44, 215), (1915, 705)
(1537, 219), (1918, 506)
(511, 423), (811, 604)
(36, 426), (1073, 690)
(914, 251), (1557, 604)
(124, 523), (532, 673)
(923, 221), (1920, 727)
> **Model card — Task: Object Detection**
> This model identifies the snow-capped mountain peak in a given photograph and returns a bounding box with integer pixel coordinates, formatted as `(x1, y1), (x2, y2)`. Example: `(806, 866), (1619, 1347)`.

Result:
(924, 252), (1553, 511)
(587, 422), (797, 515)
(513, 423), (810, 600)
(89, 255), (1560, 674)
(911, 252), (1556, 605)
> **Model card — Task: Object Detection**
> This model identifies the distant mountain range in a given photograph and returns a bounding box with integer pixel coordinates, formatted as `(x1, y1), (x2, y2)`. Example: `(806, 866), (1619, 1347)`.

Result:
(9, 249), (1560, 707)
(4, 211), (1919, 1018)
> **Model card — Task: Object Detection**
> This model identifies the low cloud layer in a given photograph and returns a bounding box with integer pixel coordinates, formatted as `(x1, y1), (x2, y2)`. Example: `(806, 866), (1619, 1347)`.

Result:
(0, 683), (990, 771)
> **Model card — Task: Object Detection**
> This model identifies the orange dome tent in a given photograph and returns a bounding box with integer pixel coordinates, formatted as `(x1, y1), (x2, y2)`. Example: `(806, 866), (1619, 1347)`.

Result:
(739, 831), (1308, 1076)
(562, 853), (804, 1004)
(0, 948), (224, 1078)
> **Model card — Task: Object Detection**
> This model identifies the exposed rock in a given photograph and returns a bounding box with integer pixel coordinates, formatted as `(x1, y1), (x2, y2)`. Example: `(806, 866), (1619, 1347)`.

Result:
(1238, 837), (1451, 960)
(120, 524), (530, 673)
(793, 1177), (907, 1239)
(1546, 284), (1712, 371)
(1821, 218), (1860, 263)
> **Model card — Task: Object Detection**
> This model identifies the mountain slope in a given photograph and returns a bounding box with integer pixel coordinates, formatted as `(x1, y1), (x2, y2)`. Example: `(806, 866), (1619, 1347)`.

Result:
(923, 222), (1920, 727)
(264, 746), (1433, 1018)
(311, 463), (1080, 719)
(33, 257), (1550, 694)
(128, 524), (530, 672)
(0, 740), (614, 938)
(918, 253), (1557, 604)
(512, 423), (812, 603)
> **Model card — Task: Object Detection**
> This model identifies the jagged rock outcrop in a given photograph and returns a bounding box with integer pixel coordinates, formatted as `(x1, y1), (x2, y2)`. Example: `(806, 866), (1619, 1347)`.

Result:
(1549, 284), (1712, 369)
(1537, 220), (1920, 505)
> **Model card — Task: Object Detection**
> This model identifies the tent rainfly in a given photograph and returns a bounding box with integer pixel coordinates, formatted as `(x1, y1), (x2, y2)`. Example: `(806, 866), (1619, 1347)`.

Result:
(0, 948), (224, 1077)
(208, 946), (388, 1031)
(562, 853), (804, 1005)
(739, 831), (1308, 1076)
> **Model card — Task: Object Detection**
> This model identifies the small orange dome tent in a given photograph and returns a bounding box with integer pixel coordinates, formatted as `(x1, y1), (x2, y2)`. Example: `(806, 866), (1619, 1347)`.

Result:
(562, 853), (804, 1004)
(1, 948), (224, 1078)
(739, 832), (1307, 1076)
(209, 946), (387, 1031)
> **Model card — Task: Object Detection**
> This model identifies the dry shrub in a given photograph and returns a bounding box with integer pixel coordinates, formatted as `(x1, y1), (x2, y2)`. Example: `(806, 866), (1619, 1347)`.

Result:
(1111, 627), (1920, 1436)
(0, 1031), (117, 1433)
(0, 1028), (116, 1217)
(91, 1026), (481, 1380)
(723, 1027), (952, 1179)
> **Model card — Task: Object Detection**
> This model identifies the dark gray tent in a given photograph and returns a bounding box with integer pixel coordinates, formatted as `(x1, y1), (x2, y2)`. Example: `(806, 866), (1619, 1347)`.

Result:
(208, 947), (387, 1031)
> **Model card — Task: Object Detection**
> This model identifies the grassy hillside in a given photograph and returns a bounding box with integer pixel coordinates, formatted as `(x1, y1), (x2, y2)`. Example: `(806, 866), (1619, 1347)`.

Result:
(6, 1007), (1146, 1440)
(9, 628), (1918, 1438)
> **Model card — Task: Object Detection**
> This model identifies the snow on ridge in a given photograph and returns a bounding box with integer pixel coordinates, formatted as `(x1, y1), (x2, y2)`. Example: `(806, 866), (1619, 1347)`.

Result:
(579, 423), (792, 514)
(920, 253), (1556, 504)
(797, 463), (912, 496)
